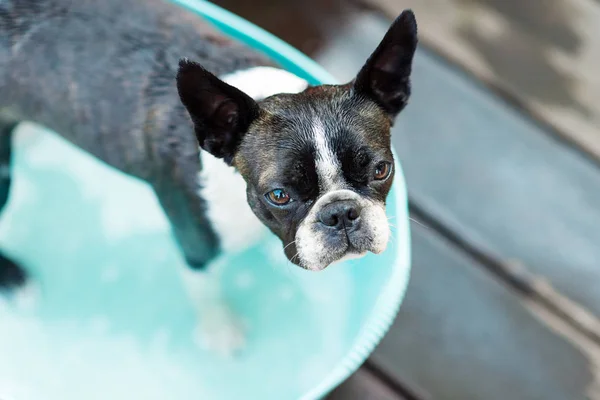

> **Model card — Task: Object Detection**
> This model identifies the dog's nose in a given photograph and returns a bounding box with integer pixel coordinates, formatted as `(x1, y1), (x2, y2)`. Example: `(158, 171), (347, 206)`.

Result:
(318, 200), (362, 229)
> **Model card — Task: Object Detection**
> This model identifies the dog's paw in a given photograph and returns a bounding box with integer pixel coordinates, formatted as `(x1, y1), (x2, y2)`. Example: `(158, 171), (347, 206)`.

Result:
(193, 303), (246, 357)
(0, 252), (27, 291)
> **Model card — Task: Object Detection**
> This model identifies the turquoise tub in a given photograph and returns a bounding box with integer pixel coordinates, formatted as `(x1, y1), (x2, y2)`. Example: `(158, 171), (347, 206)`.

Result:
(0, 1), (411, 399)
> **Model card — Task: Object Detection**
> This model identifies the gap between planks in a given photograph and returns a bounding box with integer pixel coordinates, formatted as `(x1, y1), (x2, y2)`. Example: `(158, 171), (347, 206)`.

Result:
(363, 360), (431, 400)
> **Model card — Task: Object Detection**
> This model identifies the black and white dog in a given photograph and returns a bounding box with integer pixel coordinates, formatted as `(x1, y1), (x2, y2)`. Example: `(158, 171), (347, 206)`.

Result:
(0, 0), (417, 353)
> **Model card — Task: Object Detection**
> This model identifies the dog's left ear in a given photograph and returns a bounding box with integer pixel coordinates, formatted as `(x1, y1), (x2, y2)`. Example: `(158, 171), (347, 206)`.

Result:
(177, 59), (259, 164)
(353, 10), (418, 120)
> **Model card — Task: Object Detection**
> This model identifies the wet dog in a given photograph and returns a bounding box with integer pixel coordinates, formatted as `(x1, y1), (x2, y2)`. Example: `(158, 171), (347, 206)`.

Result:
(0, 0), (417, 353)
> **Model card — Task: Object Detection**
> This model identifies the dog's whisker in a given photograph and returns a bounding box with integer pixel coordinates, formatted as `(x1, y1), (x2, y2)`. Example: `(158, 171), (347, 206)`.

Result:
(409, 217), (430, 230)
(282, 240), (296, 252)
(290, 251), (300, 264)
(273, 240), (297, 275)
(287, 255), (302, 274)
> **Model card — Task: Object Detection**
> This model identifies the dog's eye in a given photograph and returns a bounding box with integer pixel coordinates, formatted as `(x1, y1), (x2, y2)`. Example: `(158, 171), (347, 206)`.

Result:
(266, 189), (291, 206)
(374, 161), (392, 181)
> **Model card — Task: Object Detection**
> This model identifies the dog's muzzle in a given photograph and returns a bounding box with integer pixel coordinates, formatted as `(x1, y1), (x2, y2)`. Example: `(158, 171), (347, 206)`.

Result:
(295, 190), (389, 271)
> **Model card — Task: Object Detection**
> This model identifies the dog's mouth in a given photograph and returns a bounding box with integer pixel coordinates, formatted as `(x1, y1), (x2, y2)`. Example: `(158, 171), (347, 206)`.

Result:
(290, 231), (377, 271)
(332, 247), (369, 265)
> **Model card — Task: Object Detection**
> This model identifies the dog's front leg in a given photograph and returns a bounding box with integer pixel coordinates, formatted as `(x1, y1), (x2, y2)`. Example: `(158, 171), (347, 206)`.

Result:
(152, 164), (245, 356)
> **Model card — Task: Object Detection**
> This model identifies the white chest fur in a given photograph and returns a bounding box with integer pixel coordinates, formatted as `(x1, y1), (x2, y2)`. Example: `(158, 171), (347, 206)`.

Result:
(197, 67), (309, 253)
(197, 151), (263, 252)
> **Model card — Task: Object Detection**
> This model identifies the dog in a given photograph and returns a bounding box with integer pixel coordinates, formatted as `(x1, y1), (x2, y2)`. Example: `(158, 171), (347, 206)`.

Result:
(0, 0), (417, 354)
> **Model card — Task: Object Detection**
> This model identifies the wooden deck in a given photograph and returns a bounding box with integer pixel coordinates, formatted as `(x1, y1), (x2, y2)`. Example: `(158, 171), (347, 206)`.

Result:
(211, 1), (600, 398)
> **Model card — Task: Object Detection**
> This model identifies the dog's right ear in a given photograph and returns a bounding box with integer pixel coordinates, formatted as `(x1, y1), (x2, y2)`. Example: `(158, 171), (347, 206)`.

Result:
(177, 59), (259, 164)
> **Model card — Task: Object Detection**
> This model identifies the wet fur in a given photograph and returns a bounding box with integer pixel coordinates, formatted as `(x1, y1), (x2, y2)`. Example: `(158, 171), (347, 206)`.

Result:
(0, 0), (274, 276)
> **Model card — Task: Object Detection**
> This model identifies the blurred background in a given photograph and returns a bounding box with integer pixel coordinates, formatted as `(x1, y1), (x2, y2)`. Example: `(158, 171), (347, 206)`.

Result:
(211, 0), (600, 399)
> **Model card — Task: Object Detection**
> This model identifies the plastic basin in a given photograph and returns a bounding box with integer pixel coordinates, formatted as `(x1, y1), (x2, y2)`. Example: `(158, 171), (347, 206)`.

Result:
(0, 1), (411, 399)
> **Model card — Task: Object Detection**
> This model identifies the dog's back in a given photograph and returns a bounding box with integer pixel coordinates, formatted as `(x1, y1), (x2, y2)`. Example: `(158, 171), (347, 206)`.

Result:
(0, 0), (272, 178)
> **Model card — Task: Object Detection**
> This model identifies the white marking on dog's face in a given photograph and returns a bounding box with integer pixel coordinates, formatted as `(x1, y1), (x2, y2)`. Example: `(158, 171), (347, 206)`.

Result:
(292, 117), (389, 270)
(295, 189), (390, 271)
(312, 119), (343, 191)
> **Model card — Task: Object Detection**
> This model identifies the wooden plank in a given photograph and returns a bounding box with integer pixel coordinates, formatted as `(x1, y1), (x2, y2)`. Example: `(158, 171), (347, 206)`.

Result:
(362, 0), (600, 162)
(327, 368), (407, 400)
(370, 223), (599, 400)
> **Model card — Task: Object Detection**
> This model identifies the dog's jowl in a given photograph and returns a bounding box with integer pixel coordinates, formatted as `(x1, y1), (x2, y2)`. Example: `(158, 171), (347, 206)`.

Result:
(0, 0), (417, 354)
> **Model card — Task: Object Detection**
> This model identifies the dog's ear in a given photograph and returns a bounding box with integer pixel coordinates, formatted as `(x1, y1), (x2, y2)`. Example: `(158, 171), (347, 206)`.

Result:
(353, 10), (418, 120)
(177, 59), (259, 164)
